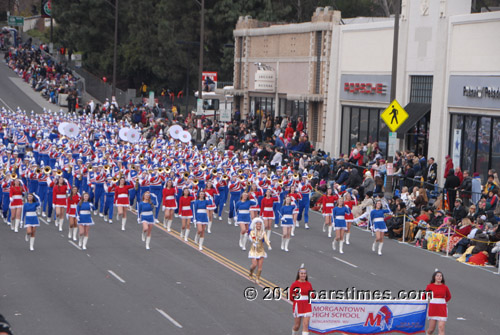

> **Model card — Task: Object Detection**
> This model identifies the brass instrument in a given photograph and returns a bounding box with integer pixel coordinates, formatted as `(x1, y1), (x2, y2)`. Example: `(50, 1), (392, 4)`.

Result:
(192, 179), (199, 185)
(211, 168), (217, 176)
(10, 173), (17, 179)
(43, 166), (52, 175)
(237, 169), (243, 175)
(267, 176), (272, 181)
(222, 174), (229, 180)
(165, 167), (171, 173)
(35, 168), (41, 174)
(200, 163), (207, 171)
(104, 164), (111, 171)
(238, 175), (245, 181)
(293, 173), (299, 179)
(87, 164), (93, 172)
(307, 174), (313, 180)
(246, 180), (252, 186)
(183, 171), (190, 179)
(139, 154), (145, 160)
(56, 169), (63, 176)
(158, 167), (164, 173)
(130, 164), (138, 171)
(278, 178), (284, 185)
(112, 176), (119, 183)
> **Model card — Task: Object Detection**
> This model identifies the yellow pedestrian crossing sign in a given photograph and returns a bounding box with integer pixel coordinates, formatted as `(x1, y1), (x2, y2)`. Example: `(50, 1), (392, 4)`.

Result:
(381, 99), (408, 132)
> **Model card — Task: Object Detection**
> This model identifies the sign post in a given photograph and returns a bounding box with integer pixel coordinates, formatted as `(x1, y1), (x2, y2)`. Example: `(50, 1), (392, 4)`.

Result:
(196, 98), (203, 116)
(8, 16), (24, 27)
(381, 99), (408, 193)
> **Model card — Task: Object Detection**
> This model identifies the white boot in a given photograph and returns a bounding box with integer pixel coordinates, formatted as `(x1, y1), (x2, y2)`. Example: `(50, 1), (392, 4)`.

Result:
(208, 221), (212, 233)
(292, 330), (300, 335)
(184, 229), (190, 242)
(82, 236), (88, 250)
(281, 236), (285, 250)
(302, 332), (309, 335)
(328, 225), (332, 238)
(378, 242), (383, 256)
(167, 219), (172, 232)
(332, 239), (337, 250)
(345, 233), (351, 245)
(323, 223), (326, 232)
(339, 240), (344, 254)
(29, 237), (35, 251)
(104, 216), (108, 222)
(239, 234), (244, 248)
(73, 228), (78, 241)
(194, 233), (199, 244)
(180, 228), (185, 238)
(242, 233), (248, 251)
(305, 223), (310, 229)
(121, 218), (126, 231)
(295, 221), (299, 227)
(163, 219), (167, 228)
(372, 241), (377, 252)
(285, 238), (290, 252)
(58, 219), (63, 232)
(142, 231), (146, 242)
(68, 228), (72, 239)
(266, 230), (272, 250)
(146, 236), (151, 250)
(14, 219), (19, 233)
(25, 233), (29, 242)
(228, 218), (232, 225)
(78, 235), (83, 247)
(198, 237), (204, 250)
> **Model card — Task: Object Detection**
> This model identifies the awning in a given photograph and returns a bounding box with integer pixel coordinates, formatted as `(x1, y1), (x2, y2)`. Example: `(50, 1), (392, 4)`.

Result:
(396, 103), (431, 138)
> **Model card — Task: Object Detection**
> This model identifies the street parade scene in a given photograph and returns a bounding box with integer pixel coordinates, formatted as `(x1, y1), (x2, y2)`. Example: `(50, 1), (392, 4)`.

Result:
(1, 1), (500, 335)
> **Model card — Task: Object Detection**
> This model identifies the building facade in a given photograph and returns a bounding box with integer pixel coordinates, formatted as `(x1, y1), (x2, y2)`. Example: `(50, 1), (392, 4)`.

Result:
(232, 8), (340, 147)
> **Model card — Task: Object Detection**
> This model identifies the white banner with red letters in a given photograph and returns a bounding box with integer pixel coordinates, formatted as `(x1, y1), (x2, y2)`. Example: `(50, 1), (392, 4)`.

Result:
(309, 300), (427, 334)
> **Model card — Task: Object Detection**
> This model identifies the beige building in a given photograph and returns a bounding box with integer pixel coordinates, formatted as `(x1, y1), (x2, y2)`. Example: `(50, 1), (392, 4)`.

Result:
(232, 8), (340, 147)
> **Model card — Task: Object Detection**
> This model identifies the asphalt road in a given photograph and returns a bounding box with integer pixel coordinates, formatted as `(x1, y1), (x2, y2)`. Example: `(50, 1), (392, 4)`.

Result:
(1, 55), (500, 334)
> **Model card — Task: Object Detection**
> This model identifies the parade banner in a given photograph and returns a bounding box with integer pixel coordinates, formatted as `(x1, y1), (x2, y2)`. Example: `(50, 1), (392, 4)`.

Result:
(309, 300), (427, 334)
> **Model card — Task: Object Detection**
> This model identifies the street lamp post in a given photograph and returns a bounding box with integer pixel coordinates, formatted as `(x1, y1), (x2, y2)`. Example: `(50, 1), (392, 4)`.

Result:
(112, 0), (118, 97)
(197, 0), (204, 102)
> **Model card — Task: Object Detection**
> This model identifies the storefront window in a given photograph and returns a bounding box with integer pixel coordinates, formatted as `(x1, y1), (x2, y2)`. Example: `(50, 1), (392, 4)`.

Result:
(462, 116), (477, 174)
(349, 107), (359, 150)
(492, 119), (500, 176)
(378, 115), (388, 155)
(368, 109), (379, 144)
(359, 108), (369, 144)
(476, 117), (491, 178)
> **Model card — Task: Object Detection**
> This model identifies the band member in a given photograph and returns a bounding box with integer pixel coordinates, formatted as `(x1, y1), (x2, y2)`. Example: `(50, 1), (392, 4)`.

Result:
(297, 174), (313, 229)
(215, 172), (228, 221)
(280, 195), (296, 252)
(179, 188), (195, 242)
(331, 197), (350, 254)
(22, 193), (41, 251)
(204, 181), (218, 233)
(425, 270), (451, 335)
(66, 186), (80, 241)
(228, 175), (243, 225)
(103, 176), (116, 224)
(343, 192), (357, 245)
(137, 191), (157, 250)
(370, 200), (391, 256)
(260, 189), (277, 249)
(290, 266), (314, 335)
(319, 188), (337, 238)
(288, 185), (302, 236)
(149, 170), (164, 222)
(193, 191), (212, 251)
(9, 178), (25, 232)
(162, 179), (177, 231)
(249, 183), (263, 220)
(77, 192), (94, 250)
(114, 177), (134, 231)
(248, 217), (271, 284)
(235, 192), (255, 251)
(52, 176), (69, 232)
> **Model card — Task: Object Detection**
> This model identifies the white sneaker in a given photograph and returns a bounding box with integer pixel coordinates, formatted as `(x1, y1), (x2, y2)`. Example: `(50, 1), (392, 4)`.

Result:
(109, 220), (112, 224)
(47, 217), (51, 223)
(174, 213), (179, 218)
(295, 222), (299, 227)
(218, 216), (222, 221)
(305, 224), (310, 229)
(99, 213), (103, 217)
(93, 211), (97, 215)
(274, 224), (278, 229)
(104, 217), (108, 222)
(82, 245), (87, 250)
(378, 250), (382, 256)
(42, 212), (46, 217)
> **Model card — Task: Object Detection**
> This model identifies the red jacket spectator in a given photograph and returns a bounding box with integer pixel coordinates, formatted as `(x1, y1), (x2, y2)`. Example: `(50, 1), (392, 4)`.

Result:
(284, 125), (294, 140)
(444, 156), (454, 179)
(296, 120), (304, 132)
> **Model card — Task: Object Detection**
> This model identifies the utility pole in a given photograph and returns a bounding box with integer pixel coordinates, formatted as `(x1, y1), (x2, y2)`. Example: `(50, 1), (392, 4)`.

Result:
(112, 0), (118, 97)
(390, 0), (401, 102)
(197, 0), (204, 101)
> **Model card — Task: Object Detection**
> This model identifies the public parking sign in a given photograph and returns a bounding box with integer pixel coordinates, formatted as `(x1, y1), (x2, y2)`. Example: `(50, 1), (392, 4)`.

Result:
(8, 16), (24, 27)
(381, 99), (408, 132)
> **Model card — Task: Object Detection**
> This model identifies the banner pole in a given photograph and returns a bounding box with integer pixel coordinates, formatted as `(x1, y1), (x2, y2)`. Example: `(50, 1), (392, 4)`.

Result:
(402, 214), (406, 243)
(446, 226), (451, 257)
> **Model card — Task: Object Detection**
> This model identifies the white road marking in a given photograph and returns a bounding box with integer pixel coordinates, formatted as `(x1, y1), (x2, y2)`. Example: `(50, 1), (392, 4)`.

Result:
(69, 240), (81, 250)
(107, 270), (126, 283)
(333, 256), (358, 268)
(457, 317), (466, 320)
(156, 308), (183, 328)
(370, 272), (377, 276)
(272, 231), (283, 237)
(39, 218), (49, 225)
(0, 97), (14, 112)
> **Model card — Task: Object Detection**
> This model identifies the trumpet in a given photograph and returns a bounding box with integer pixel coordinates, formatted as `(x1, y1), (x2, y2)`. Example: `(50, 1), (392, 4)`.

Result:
(183, 171), (190, 179)
(278, 178), (284, 185)
(238, 175), (245, 181)
(56, 169), (63, 176)
(165, 167), (171, 173)
(192, 179), (199, 185)
(222, 174), (229, 180)
(139, 154), (145, 160)
(112, 176), (119, 183)
(104, 164), (111, 171)
(158, 167), (164, 174)
(35, 168), (41, 174)
(10, 173), (17, 179)
(246, 180), (252, 186)
(211, 168), (217, 176)
(237, 169), (243, 175)
(87, 164), (93, 172)
(307, 174), (313, 180)
(293, 173), (299, 179)
(200, 163), (207, 171)
(44, 166), (52, 175)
